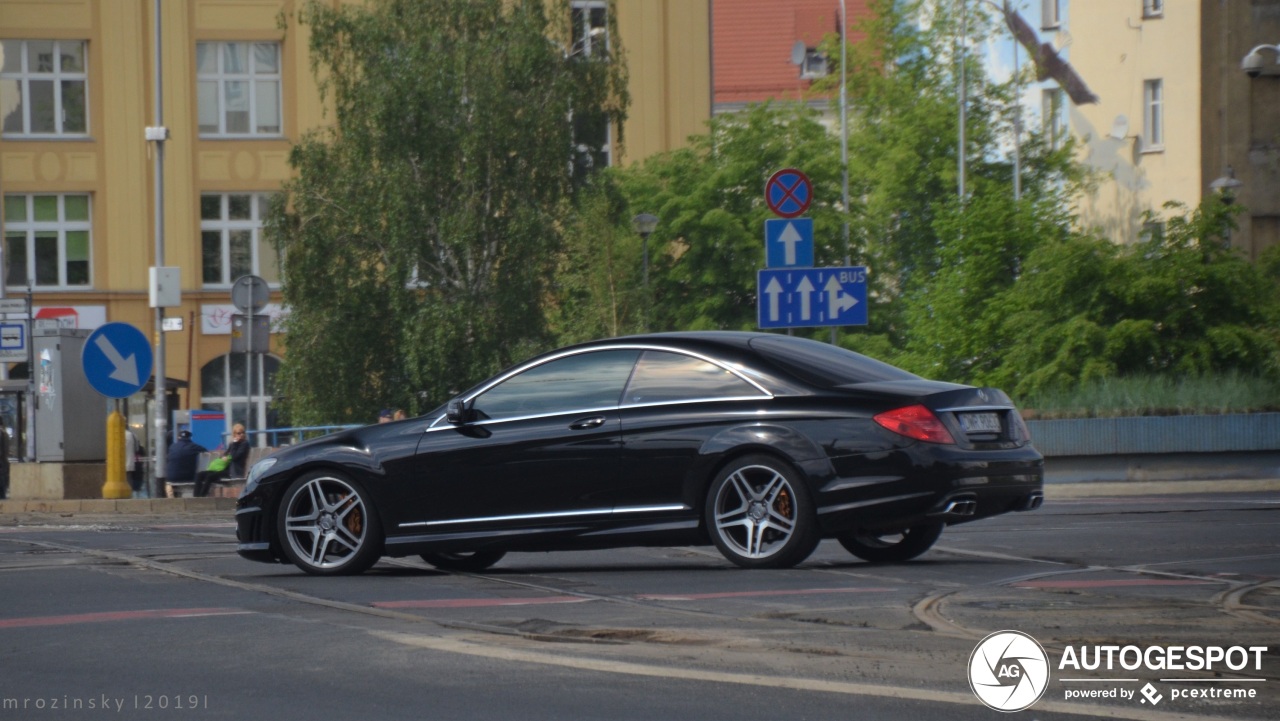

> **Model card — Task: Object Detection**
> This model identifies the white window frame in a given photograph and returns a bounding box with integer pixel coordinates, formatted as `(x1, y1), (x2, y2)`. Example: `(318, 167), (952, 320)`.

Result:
(3, 194), (93, 290)
(572, 111), (612, 175)
(1143, 0), (1164, 18)
(1142, 79), (1164, 152)
(1041, 0), (1061, 30)
(200, 193), (280, 288)
(570, 1), (610, 59)
(1041, 86), (1066, 149)
(0, 39), (89, 138)
(196, 41), (282, 138)
(799, 48), (829, 80)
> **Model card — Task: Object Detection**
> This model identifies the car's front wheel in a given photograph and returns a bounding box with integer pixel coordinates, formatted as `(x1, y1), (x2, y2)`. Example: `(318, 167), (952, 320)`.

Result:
(705, 455), (818, 569)
(420, 550), (506, 572)
(838, 522), (944, 563)
(278, 471), (382, 576)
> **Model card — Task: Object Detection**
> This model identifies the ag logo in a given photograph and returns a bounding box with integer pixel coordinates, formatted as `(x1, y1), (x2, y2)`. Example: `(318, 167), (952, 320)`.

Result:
(968, 630), (1050, 712)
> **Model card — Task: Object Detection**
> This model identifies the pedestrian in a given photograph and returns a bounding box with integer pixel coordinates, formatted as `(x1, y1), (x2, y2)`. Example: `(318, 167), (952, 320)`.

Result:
(377, 408), (393, 423)
(165, 430), (207, 496)
(124, 427), (142, 497)
(194, 423), (250, 498)
(393, 408), (407, 421)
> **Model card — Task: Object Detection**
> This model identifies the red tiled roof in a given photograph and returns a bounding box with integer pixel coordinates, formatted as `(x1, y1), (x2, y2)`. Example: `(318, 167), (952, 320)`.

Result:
(713, 0), (874, 105)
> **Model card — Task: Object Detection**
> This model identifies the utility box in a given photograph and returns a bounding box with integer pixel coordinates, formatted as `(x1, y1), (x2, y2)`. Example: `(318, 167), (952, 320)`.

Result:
(35, 328), (106, 462)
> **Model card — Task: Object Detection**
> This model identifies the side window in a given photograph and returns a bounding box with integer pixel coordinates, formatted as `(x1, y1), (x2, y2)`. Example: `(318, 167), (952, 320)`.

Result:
(473, 350), (640, 421)
(623, 351), (764, 406)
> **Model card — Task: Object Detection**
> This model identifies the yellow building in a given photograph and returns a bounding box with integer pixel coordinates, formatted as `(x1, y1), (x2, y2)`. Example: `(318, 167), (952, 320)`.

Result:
(0, 0), (709, 450)
(1065, 0), (1280, 258)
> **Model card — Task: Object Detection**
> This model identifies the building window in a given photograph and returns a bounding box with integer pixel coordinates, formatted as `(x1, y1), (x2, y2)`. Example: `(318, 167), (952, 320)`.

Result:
(1143, 0), (1163, 18)
(200, 193), (280, 287)
(3, 194), (92, 289)
(0, 39), (88, 137)
(196, 42), (281, 137)
(799, 48), (829, 80)
(1141, 221), (1165, 243)
(572, 111), (611, 176)
(1142, 79), (1163, 150)
(1041, 0), (1060, 30)
(1041, 87), (1066, 149)
(200, 353), (280, 439)
(570, 1), (609, 59)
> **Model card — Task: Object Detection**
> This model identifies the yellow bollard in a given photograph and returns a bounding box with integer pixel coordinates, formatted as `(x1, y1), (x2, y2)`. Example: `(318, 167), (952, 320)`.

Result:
(102, 410), (132, 499)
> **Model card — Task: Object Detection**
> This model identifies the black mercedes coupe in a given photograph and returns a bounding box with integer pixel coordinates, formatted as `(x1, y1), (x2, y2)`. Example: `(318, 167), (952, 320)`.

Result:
(236, 332), (1044, 575)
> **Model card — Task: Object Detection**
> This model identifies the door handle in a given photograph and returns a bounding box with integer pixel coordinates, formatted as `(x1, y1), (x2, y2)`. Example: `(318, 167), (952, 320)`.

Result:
(569, 416), (607, 430)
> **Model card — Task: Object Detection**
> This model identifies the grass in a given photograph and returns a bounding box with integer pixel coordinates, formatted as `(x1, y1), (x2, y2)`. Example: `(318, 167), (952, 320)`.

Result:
(1017, 373), (1280, 419)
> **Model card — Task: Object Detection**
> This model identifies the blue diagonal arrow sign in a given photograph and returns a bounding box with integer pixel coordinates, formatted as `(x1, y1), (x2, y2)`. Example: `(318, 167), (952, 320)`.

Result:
(83, 322), (153, 398)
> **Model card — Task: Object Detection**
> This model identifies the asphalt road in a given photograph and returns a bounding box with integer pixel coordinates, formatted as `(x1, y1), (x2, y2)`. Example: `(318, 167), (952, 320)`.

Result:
(0, 490), (1275, 720)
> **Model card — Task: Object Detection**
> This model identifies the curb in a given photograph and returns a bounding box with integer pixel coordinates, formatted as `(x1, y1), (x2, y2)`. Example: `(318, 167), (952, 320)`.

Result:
(1, 479), (1276, 517)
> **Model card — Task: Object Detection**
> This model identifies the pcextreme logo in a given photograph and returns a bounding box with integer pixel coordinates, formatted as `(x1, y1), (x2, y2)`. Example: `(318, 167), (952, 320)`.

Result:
(968, 631), (1270, 712)
(968, 630), (1051, 712)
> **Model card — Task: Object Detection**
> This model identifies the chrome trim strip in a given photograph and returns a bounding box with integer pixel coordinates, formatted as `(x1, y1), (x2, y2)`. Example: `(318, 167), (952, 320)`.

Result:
(398, 503), (690, 529)
(937, 405), (1014, 413)
(820, 476), (904, 493)
(235, 506), (262, 516)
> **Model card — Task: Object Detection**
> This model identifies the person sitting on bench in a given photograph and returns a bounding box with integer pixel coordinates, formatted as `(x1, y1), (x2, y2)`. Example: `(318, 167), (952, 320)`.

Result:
(194, 424), (250, 498)
(166, 430), (207, 495)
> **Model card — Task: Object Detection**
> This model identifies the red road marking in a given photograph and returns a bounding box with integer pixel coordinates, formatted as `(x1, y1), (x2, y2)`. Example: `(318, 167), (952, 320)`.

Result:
(0, 607), (248, 629)
(373, 596), (591, 609)
(637, 587), (894, 601)
(1015, 579), (1215, 589)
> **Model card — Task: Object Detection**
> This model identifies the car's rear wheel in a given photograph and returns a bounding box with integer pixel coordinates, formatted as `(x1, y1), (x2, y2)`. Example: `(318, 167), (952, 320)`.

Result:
(705, 455), (818, 569)
(278, 471), (382, 576)
(419, 550), (506, 572)
(838, 522), (944, 563)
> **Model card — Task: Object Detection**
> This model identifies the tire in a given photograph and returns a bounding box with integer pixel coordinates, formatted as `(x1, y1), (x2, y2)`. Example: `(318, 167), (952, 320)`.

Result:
(277, 471), (383, 576)
(838, 522), (944, 563)
(705, 454), (819, 569)
(419, 550), (507, 572)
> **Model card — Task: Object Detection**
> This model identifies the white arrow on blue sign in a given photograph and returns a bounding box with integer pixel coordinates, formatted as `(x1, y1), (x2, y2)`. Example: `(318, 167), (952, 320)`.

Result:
(83, 322), (154, 398)
(758, 267), (868, 329)
(764, 218), (814, 268)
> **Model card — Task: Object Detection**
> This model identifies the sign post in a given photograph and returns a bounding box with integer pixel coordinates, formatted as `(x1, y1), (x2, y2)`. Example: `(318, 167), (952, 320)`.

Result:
(83, 322), (154, 499)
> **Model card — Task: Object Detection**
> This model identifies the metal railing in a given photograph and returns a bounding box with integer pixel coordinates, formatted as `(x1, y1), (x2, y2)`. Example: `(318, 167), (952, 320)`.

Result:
(234, 424), (363, 448)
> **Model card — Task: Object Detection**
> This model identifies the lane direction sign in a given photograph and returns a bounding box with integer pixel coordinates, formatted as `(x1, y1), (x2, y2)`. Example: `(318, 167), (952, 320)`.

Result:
(757, 267), (868, 329)
(765, 218), (814, 268)
(83, 322), (154, 398)
(764, 168), (812, 218)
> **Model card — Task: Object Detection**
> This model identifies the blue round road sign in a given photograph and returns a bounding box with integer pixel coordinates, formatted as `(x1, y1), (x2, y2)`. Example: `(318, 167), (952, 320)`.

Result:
(765, 168), (813, 218)
(83, 322), (154, 398)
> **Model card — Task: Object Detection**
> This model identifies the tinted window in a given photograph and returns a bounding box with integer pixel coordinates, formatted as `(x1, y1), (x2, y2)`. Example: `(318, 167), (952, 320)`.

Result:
(749, 336), (918, 387)
(473, 350), (640, 420)
(623, 351), (764, 405)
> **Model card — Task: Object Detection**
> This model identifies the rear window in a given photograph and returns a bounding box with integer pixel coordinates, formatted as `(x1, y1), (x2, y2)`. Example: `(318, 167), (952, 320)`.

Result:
(749, 335), (919, 388)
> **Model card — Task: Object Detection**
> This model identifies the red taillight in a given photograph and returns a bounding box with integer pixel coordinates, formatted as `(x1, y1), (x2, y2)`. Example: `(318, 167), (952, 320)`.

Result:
(873, 405), (956, 444)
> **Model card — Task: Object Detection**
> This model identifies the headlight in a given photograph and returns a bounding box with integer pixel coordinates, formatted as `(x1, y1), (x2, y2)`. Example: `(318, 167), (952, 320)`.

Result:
(240, 457), (278, 497)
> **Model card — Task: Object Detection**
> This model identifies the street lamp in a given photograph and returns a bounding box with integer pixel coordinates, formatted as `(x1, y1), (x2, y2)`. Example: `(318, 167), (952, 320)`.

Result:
(1210, 166), (1244, 248)
(631, 212), (658, 289)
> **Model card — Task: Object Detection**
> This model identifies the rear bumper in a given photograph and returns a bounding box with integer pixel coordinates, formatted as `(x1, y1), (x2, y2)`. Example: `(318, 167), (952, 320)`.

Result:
(814, 443), (1044, 535)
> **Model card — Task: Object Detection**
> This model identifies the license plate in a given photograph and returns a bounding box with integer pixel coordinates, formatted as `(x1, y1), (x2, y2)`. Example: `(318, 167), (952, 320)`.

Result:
(959, 412), (1001, 433)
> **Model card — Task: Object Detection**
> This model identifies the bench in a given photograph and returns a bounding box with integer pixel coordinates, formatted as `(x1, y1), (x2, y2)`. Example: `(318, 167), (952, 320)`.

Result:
(166, 447), (276, 498)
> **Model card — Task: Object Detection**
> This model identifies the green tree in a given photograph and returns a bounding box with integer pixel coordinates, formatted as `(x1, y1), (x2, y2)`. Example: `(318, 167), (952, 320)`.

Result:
(269, 0), (628, 423)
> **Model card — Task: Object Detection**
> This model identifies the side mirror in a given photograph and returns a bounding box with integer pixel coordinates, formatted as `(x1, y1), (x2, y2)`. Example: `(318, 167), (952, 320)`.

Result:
(446, 398), (473, 425)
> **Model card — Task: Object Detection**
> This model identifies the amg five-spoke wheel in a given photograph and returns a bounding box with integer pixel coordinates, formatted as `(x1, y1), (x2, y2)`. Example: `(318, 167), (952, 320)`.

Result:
(278, 471), (382, 576)
(706, 455), (818, 569)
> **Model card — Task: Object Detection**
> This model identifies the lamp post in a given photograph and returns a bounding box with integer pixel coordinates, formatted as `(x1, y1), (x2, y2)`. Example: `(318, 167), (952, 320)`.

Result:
(631, 213), (658, 330)
(1210, 166), (1243, 248)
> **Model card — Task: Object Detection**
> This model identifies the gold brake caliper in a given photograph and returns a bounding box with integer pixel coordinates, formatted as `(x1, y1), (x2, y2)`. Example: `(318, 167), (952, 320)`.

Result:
(775, 487), (793, 519)
(339, 497), (364, 537)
